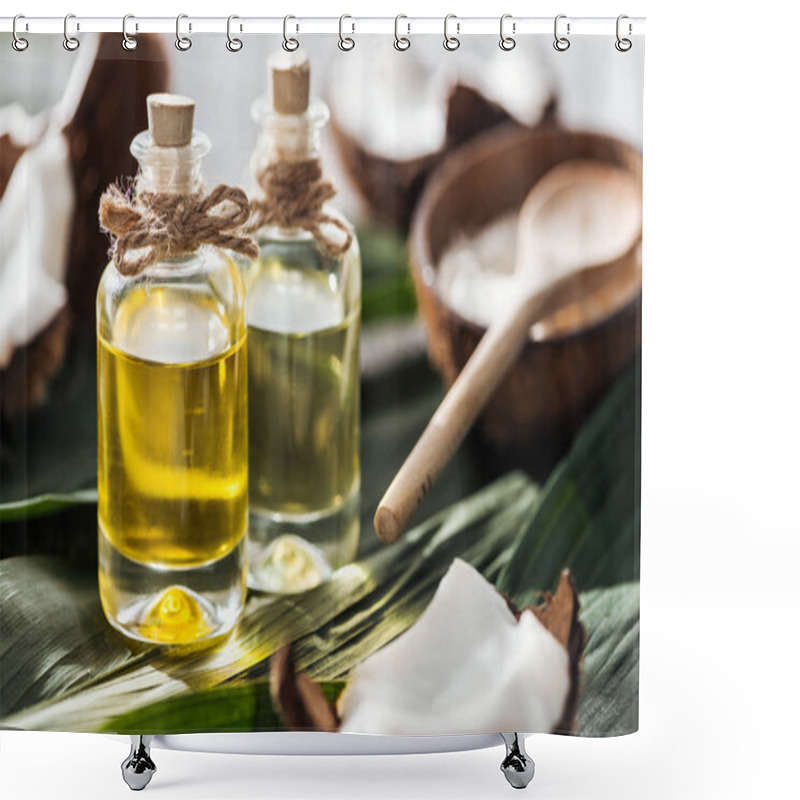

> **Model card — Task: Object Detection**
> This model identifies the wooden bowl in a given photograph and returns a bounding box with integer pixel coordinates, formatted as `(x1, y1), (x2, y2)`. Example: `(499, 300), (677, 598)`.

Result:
(410, 126), (642, 481)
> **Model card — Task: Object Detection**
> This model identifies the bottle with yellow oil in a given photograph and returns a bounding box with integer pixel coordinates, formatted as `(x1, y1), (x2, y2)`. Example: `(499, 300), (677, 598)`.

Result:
(242, 50), (361, 593)
(97, 94), (252, 645)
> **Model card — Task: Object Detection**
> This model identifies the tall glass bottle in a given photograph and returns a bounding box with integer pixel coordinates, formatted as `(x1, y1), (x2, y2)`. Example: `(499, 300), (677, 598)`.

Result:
(243, 51), (361, 593)
(97, 94), (248, 645)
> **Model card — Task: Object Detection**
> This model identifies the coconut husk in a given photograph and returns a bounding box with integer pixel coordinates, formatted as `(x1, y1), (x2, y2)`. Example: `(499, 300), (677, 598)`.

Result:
(0, 34), (168, 424)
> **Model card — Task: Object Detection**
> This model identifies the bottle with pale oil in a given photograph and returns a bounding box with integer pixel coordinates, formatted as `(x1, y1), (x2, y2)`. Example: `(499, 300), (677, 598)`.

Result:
(243, 50), (361, 593)
(97, 94), (249, 645)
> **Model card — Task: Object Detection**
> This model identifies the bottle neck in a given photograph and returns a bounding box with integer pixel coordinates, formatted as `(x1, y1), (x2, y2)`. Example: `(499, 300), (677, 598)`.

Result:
(130, 130), (210, 195)
(251, 98), (329, 169)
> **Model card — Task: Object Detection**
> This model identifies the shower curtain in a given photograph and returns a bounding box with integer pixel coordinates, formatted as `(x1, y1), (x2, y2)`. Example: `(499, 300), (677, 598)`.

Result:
(0, 21), (643, 741)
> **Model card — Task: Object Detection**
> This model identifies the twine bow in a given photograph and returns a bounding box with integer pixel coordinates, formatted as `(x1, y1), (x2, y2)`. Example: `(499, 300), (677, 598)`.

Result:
(99, 183), (259, 276)
(248, 159), (353, 257)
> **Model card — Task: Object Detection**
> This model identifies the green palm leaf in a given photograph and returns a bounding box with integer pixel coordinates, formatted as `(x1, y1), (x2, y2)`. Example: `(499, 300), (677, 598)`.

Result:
(498, 361), (641, 603)
(2, 473), (535, 732)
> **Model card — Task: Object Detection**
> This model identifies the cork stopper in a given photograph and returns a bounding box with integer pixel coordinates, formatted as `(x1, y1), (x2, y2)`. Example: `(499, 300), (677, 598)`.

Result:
(269, 50), (310, 115)
(147, 93), (195, 147)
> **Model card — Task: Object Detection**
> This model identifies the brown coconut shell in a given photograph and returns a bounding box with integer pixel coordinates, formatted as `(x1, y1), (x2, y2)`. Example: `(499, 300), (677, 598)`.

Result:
(270, 645), (340, 732)
(410, 126), (642, 482)
(63, 33), (170, 330)
(330, 83), (557, 231)
(0, 34), (168, 424)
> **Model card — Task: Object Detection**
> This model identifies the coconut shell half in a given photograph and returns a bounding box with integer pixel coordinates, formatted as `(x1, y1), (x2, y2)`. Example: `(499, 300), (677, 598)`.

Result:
(63, 33), (169, 330)
(331, 82), (557, 231)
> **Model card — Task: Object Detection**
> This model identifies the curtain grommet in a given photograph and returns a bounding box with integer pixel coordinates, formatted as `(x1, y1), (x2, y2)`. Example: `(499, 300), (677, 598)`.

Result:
(283, 15), (299, 52)
(12, 14), (29, 51)
(226, 15), (243, 52)
(338, 14), (355, 51)
(615, 15), (632, 51)
(121, 14), (138, 51)
(553, 14), (570, 51)
(175, 14), (192, 51)
(63, 14), (80, 51)
(500, 14), (516, 51)
(444, 14), (460, 51)
(394, 14), (411, 51)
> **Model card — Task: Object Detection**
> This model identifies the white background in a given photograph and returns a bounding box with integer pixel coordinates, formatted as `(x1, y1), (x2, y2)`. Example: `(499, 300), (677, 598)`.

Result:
(2, 1), (799, 799)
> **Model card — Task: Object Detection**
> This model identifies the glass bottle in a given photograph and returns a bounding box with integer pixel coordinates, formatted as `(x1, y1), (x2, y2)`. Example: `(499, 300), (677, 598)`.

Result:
(97, 95), (248, 645)
(243, 52), (361, 593)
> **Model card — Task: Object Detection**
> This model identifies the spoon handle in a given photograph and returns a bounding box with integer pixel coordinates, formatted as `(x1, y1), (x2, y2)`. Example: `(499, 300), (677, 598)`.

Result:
(374, 285), (553, 544)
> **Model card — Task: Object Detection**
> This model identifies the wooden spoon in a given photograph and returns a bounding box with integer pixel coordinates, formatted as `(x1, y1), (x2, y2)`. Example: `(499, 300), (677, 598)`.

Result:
(374, 159), (642, 544)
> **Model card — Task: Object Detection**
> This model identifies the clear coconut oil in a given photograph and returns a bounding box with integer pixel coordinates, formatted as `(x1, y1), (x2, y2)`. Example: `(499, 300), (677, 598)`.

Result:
(97, 97), (248, 645)
(244, 53), (361, 593)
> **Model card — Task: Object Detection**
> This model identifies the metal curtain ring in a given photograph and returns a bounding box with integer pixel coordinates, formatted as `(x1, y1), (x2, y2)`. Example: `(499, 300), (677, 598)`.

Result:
(12, 14), (29, 51)
(394, 14), (410, 51)
(122, 14), (138, 51)
(443, 14), (460, 51)
(553, 14), (570, 51)
(615, 14), (632, 51)
(338, 14), (355, 51)
(63, 14), (80, 51)
(226, 15), (242, 52)
(176, 14), (192, 51)
(283, 15), (299, 52)
(500, 14), (516, 51)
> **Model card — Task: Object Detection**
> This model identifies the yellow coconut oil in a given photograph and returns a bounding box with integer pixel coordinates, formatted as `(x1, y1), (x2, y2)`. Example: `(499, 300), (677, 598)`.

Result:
(98, 289), (247, 568)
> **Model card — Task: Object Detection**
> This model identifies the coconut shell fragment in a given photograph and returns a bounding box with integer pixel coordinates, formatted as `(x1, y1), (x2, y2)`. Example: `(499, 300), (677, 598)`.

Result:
(270, 645), (339, 732)
(499, 569), (584, 733)
(265, 563), (584, 736)
(529, 571), (585, 733)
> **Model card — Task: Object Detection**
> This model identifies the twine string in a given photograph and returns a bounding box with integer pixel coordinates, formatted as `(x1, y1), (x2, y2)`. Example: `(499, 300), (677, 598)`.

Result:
(248, 159), (353, 257)
(99, 183), (259, 276)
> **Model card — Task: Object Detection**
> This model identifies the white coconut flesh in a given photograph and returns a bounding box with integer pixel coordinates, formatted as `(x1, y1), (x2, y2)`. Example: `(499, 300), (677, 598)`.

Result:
(0, 36), (99, 368)
(327, 43), (448, 161)
(436, 171), (642, 338)
(338, 559), (570, 736)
